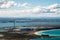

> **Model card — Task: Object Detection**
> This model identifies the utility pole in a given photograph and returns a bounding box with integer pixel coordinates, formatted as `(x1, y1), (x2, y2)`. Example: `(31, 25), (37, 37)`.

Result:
(14, 20), (16, 28)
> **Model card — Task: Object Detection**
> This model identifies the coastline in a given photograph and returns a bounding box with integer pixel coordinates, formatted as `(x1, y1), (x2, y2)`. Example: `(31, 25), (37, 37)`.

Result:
(34, 29), (60, 37)
(0, 28), (60, 40)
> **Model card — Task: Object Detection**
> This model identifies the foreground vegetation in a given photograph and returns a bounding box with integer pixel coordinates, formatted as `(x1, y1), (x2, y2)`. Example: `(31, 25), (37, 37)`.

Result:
(0, 31), (60, 40)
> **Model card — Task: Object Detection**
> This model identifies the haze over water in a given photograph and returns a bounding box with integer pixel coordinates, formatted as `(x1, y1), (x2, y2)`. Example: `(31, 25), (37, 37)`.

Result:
(0, 18), (60, 27)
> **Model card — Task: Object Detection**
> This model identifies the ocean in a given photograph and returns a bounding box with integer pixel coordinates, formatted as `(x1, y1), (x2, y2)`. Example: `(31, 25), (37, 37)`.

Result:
(37, 29), (60, 36)
(0, 22), (60, 27)
(0, 18), (60, 27)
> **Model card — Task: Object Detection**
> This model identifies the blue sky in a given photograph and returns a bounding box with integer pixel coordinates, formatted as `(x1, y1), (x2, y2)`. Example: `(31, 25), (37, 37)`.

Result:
(14, 0), (60, 6)
(0, 0), (60, 18)
(14, 0), (60, 5)
(10, 0), (60, 9)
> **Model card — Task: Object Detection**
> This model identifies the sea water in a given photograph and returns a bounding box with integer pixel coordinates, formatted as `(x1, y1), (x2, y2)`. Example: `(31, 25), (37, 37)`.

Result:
(30, 38), (60, 40)
(0, 22), (60, 27)
(37, 29), (60, 36)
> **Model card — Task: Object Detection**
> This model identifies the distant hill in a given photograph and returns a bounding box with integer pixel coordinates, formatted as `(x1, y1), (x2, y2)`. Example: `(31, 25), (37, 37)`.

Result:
(0, 17), (60, 22)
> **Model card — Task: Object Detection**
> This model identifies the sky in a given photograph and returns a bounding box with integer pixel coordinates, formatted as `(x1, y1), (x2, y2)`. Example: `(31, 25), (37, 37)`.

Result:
(0, 0), (60, 18)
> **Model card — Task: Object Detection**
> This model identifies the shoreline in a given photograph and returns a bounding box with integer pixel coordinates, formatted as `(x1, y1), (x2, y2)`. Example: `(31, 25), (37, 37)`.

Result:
(0, 29), (59, 39)
(34, 29), (60, 37)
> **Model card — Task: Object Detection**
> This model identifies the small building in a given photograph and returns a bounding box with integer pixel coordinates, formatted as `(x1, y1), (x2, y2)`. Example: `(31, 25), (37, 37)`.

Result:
(20, 28), (33, 31)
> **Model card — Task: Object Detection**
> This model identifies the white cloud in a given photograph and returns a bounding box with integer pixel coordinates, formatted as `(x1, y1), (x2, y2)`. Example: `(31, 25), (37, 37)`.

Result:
(0, 0), (8, 2)
(32, 6), (41, 12)
(40, 3), (60, 13)
(17, 3), (30, 8)
(0, 0), (60, 18)
(21, 3), (29, 7)
(0, 5), (60, 18)
(47, 4), (60, 9)
(0, 0), (29, 8)
(0, 1), (17, 8)
(0, 6), (41, 17)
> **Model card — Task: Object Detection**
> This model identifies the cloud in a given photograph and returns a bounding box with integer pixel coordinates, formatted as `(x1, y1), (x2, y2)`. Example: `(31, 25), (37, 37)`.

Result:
(0, 0), (29, 8)
(0, 0), (9, 2)
(17, 3), (30, 8)
(0, 5), (60, 18)
(39, 3), (60, 13)
(0, 0), (18, 8)
(47, 4), (60, 9)
(0, 6), (42, 17)
(21, 3), (29, 7)
(0, 1), (17, 8)
(0, 0), (60, 18)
